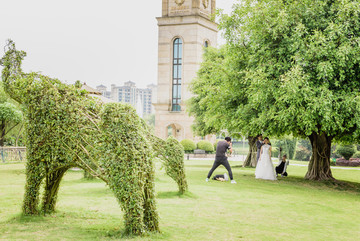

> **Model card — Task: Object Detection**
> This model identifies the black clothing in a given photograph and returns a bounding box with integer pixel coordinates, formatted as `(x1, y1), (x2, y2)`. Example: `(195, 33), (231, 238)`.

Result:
(212, 174), (225, 180)
(207, 157), (233, 180)
(256, 140), (263, 149)
(216, 141), (230, 158)
(256, 140), (264, 161)
(276, 161), (288, 176)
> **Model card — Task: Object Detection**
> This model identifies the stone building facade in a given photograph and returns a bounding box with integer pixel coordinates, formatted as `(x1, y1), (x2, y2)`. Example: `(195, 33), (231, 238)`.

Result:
(154, 0), (218, 140)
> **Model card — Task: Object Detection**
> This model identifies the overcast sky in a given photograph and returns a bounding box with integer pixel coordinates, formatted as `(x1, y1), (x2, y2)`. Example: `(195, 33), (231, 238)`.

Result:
(0, 0), (235, 89)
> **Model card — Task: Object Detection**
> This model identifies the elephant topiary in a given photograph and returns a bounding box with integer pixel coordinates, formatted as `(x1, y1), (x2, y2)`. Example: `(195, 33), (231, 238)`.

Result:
(1, 40), (187, 235)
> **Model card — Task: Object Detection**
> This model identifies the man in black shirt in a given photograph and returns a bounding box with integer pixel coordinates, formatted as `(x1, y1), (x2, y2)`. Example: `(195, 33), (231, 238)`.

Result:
(206, 137), (236, 184)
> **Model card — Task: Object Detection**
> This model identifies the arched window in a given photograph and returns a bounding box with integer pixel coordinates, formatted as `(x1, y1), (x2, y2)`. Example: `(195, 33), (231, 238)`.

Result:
(172, 38), (182, 111)
(167, 125), (174, 137)
(204, 41), (209, 48)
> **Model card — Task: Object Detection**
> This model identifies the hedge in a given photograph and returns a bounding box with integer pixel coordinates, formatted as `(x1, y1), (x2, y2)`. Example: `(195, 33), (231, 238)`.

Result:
(197, 140), (214, 152)
(180, 139), (196, 152)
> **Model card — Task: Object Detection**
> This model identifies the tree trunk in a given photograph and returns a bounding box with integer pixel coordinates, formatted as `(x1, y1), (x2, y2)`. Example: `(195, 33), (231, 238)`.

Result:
(0, 122), (5, 147)
(242, 136), (257, 167)
(1, 123), (5, 163)
(15, 124), (23, 147)
(305, 132), (334, 181)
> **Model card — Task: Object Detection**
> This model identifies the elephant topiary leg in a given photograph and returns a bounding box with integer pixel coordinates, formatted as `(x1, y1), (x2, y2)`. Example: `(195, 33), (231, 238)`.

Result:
(143, 174), (159, 232)
(107, 171), (146, 235)
(117, 183), (146, 235)
(41, 167), (68, 214)
(22, 161), (44, 215)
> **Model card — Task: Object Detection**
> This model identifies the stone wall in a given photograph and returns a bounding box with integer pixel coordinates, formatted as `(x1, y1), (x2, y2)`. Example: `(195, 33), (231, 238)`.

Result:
(336, 158), (360, 167)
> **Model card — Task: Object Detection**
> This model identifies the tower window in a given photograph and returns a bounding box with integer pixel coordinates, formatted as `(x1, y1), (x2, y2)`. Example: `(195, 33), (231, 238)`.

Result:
(172, 38), (182, 111)
(204, 41), (209, 48)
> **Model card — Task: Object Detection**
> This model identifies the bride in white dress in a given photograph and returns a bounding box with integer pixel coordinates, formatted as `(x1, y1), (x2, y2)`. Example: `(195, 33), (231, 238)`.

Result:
(255, 137), (277, 180)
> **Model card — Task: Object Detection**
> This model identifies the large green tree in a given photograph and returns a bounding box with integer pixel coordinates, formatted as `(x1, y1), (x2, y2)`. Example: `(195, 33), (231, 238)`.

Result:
(189, 46), (261, 167)
(190, 0), (360, 180)
(0, 83), (22, 147)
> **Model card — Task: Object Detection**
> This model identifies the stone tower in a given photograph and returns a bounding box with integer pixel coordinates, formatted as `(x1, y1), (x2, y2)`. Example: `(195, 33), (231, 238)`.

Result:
(154, 0), (218, 140)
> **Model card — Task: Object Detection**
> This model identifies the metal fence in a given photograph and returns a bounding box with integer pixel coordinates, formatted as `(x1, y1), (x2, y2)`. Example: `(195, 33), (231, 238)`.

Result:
(0, 147), (26, 163)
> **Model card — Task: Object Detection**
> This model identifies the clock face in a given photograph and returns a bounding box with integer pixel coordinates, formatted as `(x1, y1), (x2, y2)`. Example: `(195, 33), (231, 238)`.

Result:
(202, 0), (209, 9)
(175, 0), (185, 6)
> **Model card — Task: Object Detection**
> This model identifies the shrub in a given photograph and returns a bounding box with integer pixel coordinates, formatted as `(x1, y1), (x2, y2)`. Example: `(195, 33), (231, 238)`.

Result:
(337, 145), (355, 160)
(352, 152), (360, 159)
(295, 146), (312, 161)
(330, 158), (336, 166)
(197, 140), (214, 153)
(180, 139), (196, 153)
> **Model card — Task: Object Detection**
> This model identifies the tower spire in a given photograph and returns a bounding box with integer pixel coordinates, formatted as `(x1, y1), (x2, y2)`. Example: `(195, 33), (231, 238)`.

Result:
(161, 0), (216, 19)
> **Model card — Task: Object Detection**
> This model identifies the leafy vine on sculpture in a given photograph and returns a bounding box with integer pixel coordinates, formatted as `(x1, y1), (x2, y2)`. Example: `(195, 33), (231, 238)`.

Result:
(0, 40), (187, 235)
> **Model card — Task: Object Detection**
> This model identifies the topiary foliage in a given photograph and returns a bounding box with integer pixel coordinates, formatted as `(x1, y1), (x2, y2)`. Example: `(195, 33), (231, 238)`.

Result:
(180, 139), (196, 152)
(98, 103), (159, 234)
(197, 140), (214, 153)
(164, 136), (187, 194)
(0, 40), (185, 235)
(144, 127), (188, 194)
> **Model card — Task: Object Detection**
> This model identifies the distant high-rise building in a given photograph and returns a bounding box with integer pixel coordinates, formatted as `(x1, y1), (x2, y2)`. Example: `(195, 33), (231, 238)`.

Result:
(147, 84), (157, 114)
(111, 81), (137, 106)
(96, 82), (156, 116)
(138, 84), (156, 116)
(96, 84), (111, 99)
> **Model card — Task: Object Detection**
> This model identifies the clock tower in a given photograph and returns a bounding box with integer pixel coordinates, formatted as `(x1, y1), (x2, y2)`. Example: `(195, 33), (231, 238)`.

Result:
(154, 0), (218, 140)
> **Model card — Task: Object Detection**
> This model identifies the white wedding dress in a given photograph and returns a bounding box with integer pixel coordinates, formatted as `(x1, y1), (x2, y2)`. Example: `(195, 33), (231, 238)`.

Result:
(255, 144), (277, 180)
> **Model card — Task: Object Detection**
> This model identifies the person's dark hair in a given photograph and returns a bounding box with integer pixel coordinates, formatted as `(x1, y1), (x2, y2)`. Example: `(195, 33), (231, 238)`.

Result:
(283, 154), (287, 158)
(264, 137), (271, 145)
(225, 137), (231, 142)
(256, 134), (263, 138)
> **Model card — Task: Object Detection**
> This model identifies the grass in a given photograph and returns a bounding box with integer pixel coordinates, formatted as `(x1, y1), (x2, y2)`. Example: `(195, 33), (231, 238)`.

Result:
(0, 160), (359, 241)
(232, 142), (249, 155)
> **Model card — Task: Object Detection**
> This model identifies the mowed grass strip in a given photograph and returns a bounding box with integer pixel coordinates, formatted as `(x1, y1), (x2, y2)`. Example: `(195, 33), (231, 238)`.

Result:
(0, 160), (359, 241)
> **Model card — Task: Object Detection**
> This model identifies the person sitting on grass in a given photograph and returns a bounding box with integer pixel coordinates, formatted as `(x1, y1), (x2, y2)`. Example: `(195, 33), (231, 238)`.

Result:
(275, 154), (289, 177)
(212, 173), (229, 182)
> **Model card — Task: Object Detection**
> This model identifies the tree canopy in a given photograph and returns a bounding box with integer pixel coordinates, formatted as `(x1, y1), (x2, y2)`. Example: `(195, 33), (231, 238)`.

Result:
(189, 0), (360, 180)
(0, 83), (23, 146)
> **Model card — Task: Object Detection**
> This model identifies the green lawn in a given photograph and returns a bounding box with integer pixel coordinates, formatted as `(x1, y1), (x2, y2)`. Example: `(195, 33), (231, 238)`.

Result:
(0, 160), (359, 241)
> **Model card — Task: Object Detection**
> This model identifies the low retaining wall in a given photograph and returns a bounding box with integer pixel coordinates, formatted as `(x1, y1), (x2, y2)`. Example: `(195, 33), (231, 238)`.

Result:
(184, 153), (215, 159)
(336, 158), (360, 167)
